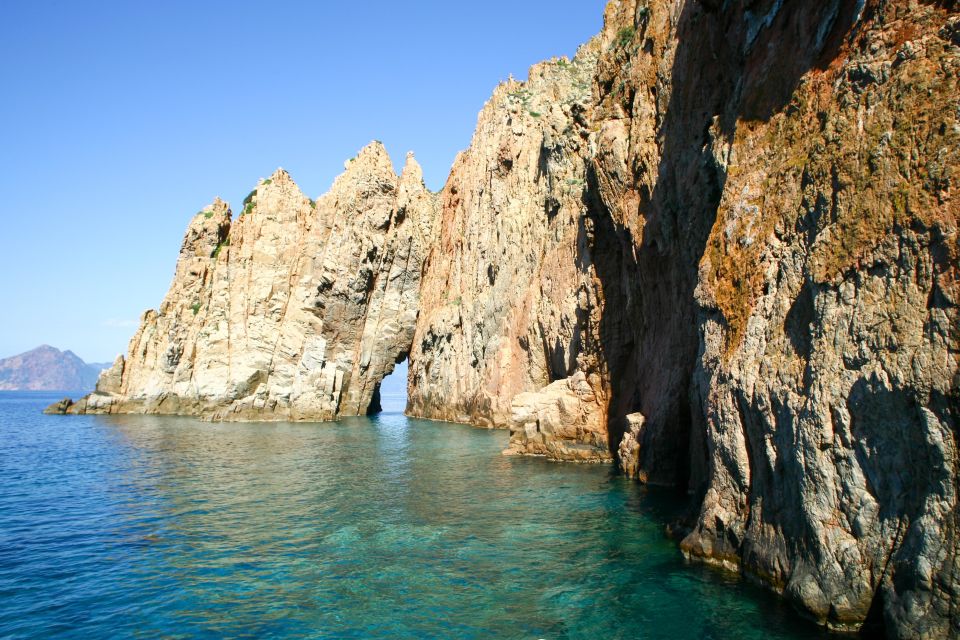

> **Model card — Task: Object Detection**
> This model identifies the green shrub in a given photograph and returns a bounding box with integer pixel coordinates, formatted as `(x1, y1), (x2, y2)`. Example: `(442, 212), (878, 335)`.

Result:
(191, 302), (201, 315)
(262, 178), (272, 185)
(212, 238), (229, 259)
(616, 26), (636, 48)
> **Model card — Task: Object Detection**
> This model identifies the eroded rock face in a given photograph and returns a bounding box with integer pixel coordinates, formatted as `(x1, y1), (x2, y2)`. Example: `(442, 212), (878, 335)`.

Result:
(409, 0), (958, 634)
(67, 143), (437, 421)
(406, 39), (618, 461)
(584, 1), (959, 636)
(51, 0), (959, 635)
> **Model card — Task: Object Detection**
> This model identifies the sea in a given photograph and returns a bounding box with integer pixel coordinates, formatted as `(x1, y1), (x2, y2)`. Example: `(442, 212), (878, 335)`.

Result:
(0, 390), (831, 639)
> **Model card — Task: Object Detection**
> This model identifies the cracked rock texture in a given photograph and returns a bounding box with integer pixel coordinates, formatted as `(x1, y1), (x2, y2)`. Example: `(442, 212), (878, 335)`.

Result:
(413, 0), (959, 635)
(49, 0), (959, 636)
(62, 143), (437, 420)
(586, 1), (959, 637)
(406, 40), (616, 462)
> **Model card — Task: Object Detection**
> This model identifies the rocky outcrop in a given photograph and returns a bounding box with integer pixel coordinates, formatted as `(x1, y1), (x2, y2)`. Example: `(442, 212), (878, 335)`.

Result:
(415, 0), (958, 635)
(49, 0), (959, 635)
(616, 413), (646, 479)
(582, 1), (959, 637)
(502, 371), (610, 462)
(0, 345), (107, 391)
(62, 143), (437, 420)
(406, 39), (617, 461)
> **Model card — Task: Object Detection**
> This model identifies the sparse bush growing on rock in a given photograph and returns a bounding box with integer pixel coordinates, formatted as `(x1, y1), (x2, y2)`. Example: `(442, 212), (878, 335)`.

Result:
(241, 189), (257, 216)
(212, 238), (229, 259)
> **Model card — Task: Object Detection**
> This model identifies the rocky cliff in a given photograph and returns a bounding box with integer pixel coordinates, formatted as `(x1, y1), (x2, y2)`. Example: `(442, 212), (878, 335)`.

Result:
(412, 1), (958, 634)
(56, 144), (437, 420)
(581, 2), (959, 636)
(406, 40), (615, 461)
(50, 0), (959, 635)
(0, 345), (106, 391)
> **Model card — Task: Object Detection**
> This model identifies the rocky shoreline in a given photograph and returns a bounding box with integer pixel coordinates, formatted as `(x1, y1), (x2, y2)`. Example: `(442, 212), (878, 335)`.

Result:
(49, 1), (959, 636)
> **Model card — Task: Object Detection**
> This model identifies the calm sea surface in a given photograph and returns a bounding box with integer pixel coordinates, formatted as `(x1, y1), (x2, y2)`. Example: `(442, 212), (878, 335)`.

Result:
(0, 391), (829, 639)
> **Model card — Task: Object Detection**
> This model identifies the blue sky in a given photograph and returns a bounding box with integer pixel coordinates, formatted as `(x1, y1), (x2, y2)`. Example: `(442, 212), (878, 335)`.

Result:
(0, 1), (605, 362)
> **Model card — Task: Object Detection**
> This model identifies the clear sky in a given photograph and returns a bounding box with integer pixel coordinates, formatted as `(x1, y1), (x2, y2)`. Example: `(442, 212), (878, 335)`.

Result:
(0, 0), (605, 363)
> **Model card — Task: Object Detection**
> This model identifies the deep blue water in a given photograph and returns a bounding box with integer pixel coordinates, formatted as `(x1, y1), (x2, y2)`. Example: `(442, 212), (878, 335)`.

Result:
(0, 391), (830, 639)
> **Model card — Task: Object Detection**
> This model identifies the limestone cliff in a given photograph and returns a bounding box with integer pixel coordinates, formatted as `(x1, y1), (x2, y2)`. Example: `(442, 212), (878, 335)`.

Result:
(59, 143), (437, 420)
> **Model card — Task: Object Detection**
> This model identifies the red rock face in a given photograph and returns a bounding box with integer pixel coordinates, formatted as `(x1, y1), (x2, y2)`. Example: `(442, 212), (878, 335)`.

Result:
(416, 0), (959, 634)
(54, 0), (959, 634)
(587, 1), (959, 635)
(406, 41), (614, 461)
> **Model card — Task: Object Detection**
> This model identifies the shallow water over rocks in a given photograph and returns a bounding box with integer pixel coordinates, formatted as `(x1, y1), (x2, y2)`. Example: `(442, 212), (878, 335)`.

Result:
(0, 392), (829, 639)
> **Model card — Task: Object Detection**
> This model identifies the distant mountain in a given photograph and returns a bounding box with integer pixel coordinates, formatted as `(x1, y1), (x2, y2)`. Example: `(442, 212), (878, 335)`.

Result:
(0, 345), (109, 392)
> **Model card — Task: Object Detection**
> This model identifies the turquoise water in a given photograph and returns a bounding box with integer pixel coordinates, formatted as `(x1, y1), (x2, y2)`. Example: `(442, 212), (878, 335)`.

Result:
(0, 391), (829, 639)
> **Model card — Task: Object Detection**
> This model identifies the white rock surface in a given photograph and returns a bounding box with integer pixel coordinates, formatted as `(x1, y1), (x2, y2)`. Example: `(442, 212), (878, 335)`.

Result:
(70, 143), (437, 421)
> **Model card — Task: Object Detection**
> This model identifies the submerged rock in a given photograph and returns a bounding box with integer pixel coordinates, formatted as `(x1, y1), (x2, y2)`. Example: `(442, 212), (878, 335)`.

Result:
(43, 398), (74, 415)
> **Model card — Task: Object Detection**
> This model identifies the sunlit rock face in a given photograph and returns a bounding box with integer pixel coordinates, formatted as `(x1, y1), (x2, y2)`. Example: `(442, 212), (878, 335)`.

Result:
(68, 143), (437, 421)
(406, 38), (614, 462)
(419, 0), (960, 634)
(51, 0), (960, 634)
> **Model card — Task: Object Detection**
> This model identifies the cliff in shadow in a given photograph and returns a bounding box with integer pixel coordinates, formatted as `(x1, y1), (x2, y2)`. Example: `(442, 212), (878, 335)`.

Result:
(415, 1), (959, 633)
(49, 0), (959, 635)
(588, 1), (959, 636)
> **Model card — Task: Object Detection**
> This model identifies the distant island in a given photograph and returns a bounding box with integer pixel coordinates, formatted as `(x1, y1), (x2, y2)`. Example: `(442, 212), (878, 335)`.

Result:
(0, 345), (110, 392)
